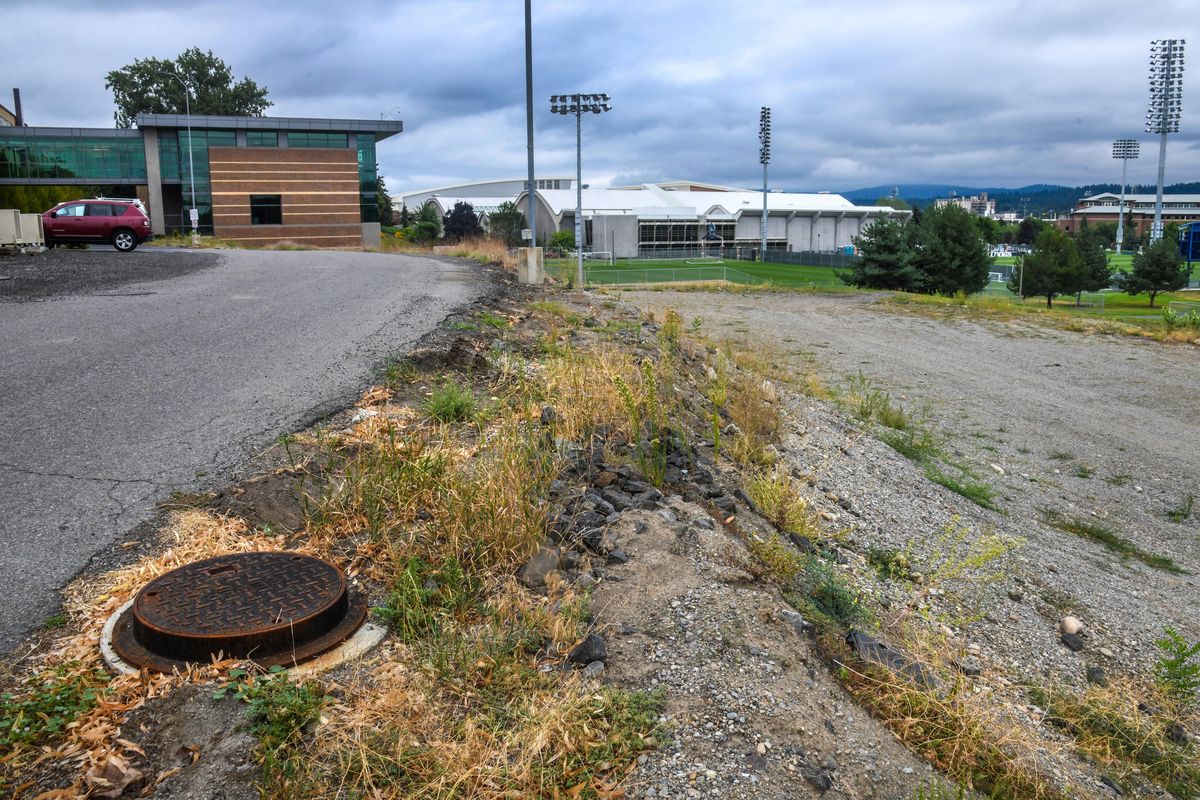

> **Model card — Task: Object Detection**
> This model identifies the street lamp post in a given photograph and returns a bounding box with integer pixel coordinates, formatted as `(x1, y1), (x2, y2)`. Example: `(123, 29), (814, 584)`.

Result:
(1146, 39), (1185, 242)
(1112, 139), (1140, 255)
(158, 70), (198, 243)
(759, 106), (771, 259)
(550, 93), (610, 287)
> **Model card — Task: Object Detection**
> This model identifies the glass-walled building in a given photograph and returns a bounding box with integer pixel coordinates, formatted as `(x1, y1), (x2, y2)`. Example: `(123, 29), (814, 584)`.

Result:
(0, 114), (402, 247)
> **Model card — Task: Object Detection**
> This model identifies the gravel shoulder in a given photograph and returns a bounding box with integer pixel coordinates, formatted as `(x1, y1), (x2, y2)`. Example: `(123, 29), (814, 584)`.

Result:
(618, 288), (1200, 680)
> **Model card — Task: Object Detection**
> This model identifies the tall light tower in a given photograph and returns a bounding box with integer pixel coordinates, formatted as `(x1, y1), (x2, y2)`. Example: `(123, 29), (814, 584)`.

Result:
(759, 106), (771, 259)
(1112, 138), (1140, 254)
(1146, 39), (1185, 242)
(550, 93), (610, 287)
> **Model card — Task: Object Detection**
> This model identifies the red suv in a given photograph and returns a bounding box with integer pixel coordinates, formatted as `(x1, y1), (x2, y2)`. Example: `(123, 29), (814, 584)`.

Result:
(43, 199), (153, 252)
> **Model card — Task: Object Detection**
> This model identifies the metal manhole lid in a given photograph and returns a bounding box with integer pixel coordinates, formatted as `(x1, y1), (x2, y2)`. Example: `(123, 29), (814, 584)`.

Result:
(112, 551), (366, 672)
(134, 552), (344, 638)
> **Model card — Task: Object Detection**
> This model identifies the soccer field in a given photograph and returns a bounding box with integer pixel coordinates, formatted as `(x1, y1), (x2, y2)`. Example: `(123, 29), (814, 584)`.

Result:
(546, 257), (847, 287)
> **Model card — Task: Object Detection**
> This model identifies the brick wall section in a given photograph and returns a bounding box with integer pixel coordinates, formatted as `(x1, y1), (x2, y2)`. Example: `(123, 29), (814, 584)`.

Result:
(209, 146), (362, 247)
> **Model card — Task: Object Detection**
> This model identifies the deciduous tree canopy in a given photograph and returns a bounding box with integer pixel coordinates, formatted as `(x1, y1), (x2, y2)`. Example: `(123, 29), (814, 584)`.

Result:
(105, 48), (270, 129)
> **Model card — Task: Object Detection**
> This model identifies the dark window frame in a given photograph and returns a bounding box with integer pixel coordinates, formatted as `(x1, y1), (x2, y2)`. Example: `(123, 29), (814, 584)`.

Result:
(249, 194), (283, 225)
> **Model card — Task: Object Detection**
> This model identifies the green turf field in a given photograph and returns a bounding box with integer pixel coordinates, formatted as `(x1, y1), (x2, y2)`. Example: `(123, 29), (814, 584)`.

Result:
(546, 257), (848, 287)
(547, 253), (1199, 315)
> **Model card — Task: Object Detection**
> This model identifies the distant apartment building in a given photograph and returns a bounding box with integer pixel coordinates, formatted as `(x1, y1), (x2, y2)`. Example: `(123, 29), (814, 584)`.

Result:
(1056, 192), (1200, 237)
(934, 192), (996, 218)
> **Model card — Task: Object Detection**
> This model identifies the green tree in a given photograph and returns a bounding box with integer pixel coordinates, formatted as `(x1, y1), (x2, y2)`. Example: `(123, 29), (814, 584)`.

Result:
(397, 203), (413, 228)
(105, 48), (270, 129)
(487, 201), (525, 246)
(974, 215), (1002, 245)
(1016, 216), (1046, 245)
(839, 217), (919, 291)
(1011, 227), (1087, 308)
(547, 230), (575, 253)
(916, 203), (993, 295)
(442, 201), (484, 242)
(1118, 236), (1187, 307)
(874, 196), (911, 211)
(376, 169), (394, 227)
(1075, 228), (1112, 292)
(405, 202), (443, 244)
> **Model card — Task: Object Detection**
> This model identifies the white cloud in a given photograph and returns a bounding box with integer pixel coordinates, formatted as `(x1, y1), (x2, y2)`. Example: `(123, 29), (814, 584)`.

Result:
(2, 0), (1197, 192)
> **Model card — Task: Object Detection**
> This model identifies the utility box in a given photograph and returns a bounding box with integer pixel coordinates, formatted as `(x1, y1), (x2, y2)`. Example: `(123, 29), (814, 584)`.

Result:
(17, 213), (44, 246)
(0, 209), (19, 247)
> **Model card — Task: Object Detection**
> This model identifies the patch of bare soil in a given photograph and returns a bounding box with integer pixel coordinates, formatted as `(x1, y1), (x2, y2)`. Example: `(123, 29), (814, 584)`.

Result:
(122, 684), (258, 800)
(594, 505), (933, 798)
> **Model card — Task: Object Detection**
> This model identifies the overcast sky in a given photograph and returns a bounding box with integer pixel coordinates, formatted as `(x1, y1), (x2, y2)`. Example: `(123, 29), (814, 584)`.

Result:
(4, 0), (1197, 194)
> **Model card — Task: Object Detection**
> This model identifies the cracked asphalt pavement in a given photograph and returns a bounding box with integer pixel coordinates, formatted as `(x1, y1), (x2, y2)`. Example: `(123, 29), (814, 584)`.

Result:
(0, 247), (484, 653)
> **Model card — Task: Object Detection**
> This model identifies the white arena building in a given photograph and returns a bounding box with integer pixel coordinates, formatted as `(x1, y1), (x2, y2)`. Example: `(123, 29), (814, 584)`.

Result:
(401, 179), (908, 258)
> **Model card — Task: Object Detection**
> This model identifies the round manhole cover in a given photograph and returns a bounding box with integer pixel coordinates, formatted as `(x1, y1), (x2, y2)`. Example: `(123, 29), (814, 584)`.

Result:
(112, 552), (367, 672)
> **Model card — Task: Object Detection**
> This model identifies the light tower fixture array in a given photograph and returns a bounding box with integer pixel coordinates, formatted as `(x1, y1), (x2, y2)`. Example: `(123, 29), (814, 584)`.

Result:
(759, 106), (771, 258)
(549, 93), (611, 287)
(1111, 138), (1140, 255)
(1146, 39), (1185, 241)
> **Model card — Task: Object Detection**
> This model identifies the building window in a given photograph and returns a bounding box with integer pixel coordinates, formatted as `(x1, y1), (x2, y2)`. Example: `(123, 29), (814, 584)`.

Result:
(247, 130), (278, 147)
(250, 195), (282, 225)
(285, 132), (348, 148)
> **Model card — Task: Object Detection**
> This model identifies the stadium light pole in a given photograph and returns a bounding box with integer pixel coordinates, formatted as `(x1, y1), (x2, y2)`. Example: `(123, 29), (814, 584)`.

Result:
(1146, 39), (1185, 242)
(550, 93), (610, 287)
(524, 0), (537, 246)
(157, 69), (197, 243)
(1112, 138), (1140, 255)
(759, 106), (771, 259)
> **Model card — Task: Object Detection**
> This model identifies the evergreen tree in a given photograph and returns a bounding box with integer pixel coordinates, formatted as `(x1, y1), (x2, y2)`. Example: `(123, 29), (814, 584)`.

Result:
(1118, 237), (1187, 307)
(442, 201), (484, 242)
(839, 217), (919, 291)
(1075, 228), (1112, 292)
(376, 169), (394, 226)
(1011, 227), (1087, 308)
(915, 203), (992, 295)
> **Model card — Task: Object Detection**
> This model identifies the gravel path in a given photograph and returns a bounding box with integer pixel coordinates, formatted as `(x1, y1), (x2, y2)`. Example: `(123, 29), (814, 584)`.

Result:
(619, 289), (1200, 686)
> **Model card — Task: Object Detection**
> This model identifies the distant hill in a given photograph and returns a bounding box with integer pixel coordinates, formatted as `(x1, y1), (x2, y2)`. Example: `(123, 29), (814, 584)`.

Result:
(831, 182), (1200, 216)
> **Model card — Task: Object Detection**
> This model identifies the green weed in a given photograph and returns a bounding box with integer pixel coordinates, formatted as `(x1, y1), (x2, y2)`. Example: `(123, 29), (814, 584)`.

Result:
(426, 380), (477, 423)
(1041, 510), (1185, 574)
(1168, 494), (1195, 524)
(0, 664), (109, 746)
(926, 467), (999, 511)
(1154, 627), (1200, 703)
(43, 613), (67, 629)
(216, 667), (327, 791)
(375, 556), (480, 642)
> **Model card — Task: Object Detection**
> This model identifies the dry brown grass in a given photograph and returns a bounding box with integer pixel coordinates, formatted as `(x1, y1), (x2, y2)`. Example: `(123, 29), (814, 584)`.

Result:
(1032, 679), (1200, 797)
(842, 663), (1072, 799)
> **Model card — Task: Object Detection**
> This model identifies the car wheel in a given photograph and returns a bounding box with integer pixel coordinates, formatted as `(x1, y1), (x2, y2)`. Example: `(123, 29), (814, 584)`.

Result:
(112, 230), (138, 252)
